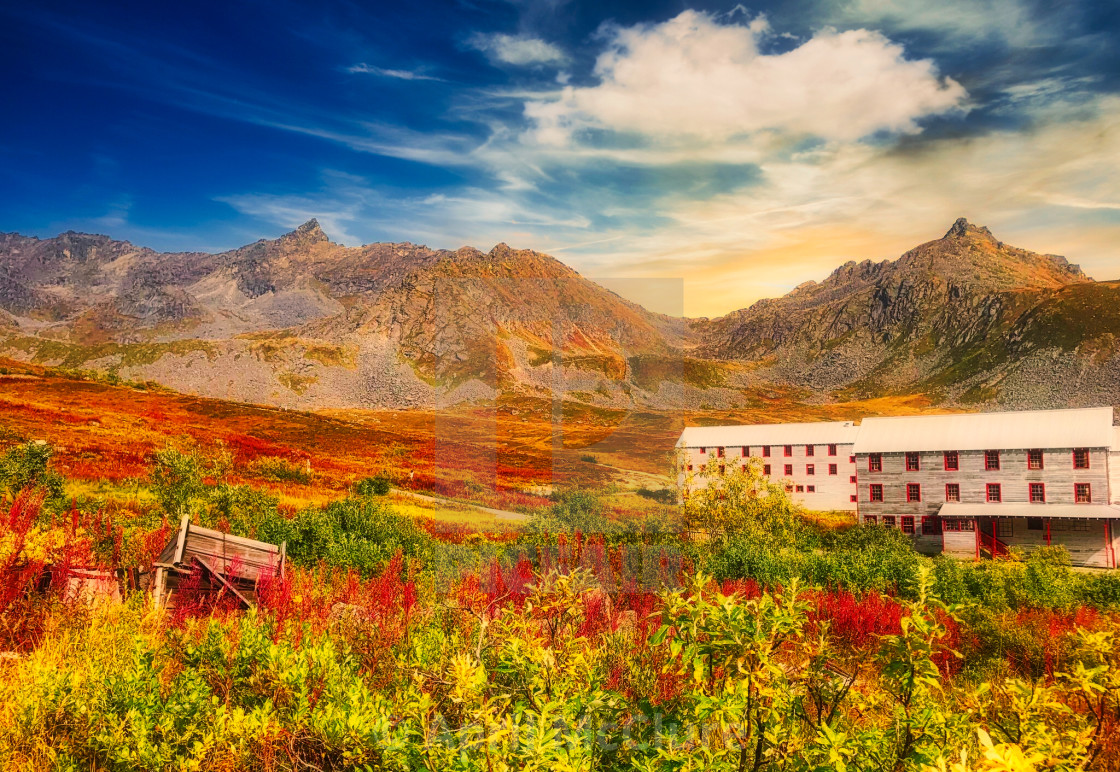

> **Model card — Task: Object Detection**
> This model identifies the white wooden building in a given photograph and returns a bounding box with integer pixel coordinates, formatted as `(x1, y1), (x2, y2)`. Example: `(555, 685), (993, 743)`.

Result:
(677, 407), (1120, 567)
(677, 422), (860, 511)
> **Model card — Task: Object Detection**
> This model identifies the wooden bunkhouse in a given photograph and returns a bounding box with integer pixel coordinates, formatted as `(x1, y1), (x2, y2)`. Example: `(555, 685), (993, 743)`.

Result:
(150, 515), (286, 609)
(677, 407), (1120, 568)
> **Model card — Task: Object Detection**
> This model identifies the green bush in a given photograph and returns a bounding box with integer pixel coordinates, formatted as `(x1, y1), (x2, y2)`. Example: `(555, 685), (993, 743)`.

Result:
(249, 455), (310, 484)
(0, 441), (65, 503)
(356, 474), (392, 497)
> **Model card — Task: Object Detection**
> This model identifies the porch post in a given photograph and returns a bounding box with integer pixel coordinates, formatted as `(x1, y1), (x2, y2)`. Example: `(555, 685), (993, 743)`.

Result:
(974, 519), (980, 560)
(1045, 519), (1051, 547)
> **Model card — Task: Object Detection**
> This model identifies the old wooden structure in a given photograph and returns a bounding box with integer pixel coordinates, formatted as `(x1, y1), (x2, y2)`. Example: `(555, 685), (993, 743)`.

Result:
(150, 515), (285, 609)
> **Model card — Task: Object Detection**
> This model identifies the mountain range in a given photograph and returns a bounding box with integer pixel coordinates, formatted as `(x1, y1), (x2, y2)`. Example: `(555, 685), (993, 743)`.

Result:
(2, 218), (1118, 411)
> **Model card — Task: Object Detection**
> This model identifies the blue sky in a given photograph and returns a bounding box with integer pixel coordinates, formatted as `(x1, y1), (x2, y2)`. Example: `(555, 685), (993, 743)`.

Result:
(2, 0), (1119, 315)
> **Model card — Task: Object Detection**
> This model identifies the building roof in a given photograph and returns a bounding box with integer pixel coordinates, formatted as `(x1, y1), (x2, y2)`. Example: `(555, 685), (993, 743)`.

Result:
(677, 421), (859, 449)
(939, 502), (1120, 519)
(852, 407), (1115, 454)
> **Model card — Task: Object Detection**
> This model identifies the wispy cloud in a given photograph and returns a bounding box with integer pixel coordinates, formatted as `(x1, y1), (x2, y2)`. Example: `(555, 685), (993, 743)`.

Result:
(346, 63), (445, 81)
(467, 32), (568, 66)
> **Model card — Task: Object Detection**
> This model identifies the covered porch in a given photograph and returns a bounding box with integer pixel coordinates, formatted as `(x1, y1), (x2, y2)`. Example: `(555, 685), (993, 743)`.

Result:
(935, 502), (1120, 568)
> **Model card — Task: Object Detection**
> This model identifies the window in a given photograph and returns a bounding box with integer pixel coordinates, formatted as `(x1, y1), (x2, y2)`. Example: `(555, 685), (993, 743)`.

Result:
(864, 514), (877, 524)
(784, 464), (793, 476)
(905, 452), (920, 472)
(829, 464), (838, 475)
(1070, 519), (1090, 532)
(796, 485), (804, 493)
(784, 445), (793, 457)
(849, 455), (856, 464)
(849, 475), (858, 483)
(922, 516), (942, 535)
(1075, 483), (1092, 503)
(828, 444), (837, 456)
(945, 483), (960, 502)
(987, 483), (1002, 503)
(943, 451), (959, 471)
(1027, 449), (1043, 470)
(718, 465), (726, 476)
(868, 453), (882, 472)
(960, 519), (975, 532)
(1027, 517), (1043, 531)
(763, 445), (771, 457)
(763, 464), (771, 476)
(943, 518), (960, 532)
(807, 485), (816, 492)
(996, 520), (1013, 538)
(1073, 448), (1090, 469)
(883, 515), (896, 528)
(870, 484), (884, 502)
(699, 447), (706, 454)
(805, 445), (815, 457)
(850, 494), (858, 502)
(741, 446), (749, 457)
(806, 464), (815, 476)
(1029, 483), (1045, 503)
(717, 447), (725, 458)
(907, 483), (921, 502)
(901, 516), (915, 534)
(985, 450), (1000, 471)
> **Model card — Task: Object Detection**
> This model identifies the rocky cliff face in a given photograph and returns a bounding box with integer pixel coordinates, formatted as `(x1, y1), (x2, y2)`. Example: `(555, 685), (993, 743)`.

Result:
(1, 218), (1117, 410)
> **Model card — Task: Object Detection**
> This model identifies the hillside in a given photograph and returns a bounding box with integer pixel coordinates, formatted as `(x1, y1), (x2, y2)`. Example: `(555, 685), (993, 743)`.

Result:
(1, 218), (1119, 410)
(695, 219), (1120, 408)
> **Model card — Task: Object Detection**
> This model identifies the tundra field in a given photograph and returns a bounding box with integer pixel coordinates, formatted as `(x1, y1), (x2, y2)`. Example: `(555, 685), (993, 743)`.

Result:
(1, 360), (1120, 771)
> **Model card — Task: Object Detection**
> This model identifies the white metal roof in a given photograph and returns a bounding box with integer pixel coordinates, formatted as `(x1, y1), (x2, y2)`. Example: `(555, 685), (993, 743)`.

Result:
(939, 502), (1120, 520)
(677, 421), (859, 449)
(852, 407), (1114, 454)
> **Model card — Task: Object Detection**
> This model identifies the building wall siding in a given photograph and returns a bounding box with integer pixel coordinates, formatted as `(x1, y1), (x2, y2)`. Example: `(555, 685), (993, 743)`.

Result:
(856, 447), (1111, 525)
(682, 442), (858, 511)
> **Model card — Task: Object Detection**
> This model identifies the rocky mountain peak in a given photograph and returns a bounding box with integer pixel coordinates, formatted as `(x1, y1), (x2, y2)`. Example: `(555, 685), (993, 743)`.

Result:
(282, 219), (329, 245)
(943, 217), (996, 242)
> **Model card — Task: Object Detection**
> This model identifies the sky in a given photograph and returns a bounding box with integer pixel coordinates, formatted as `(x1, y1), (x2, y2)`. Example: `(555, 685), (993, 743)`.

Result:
(1, 0), (1118, 317)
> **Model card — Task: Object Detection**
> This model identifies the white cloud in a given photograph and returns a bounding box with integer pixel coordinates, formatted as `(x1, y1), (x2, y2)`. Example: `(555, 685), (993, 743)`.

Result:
(346, 63), (444, 81)
(468, 32), (568, 66)
(836, 0), (1055, 48)
(523, 10), (967, 145)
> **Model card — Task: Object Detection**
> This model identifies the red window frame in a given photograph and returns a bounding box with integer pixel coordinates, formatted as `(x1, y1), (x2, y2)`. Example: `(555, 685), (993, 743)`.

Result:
(807, 485), (815, 492)
(869, 483), (884, 502)
(717, 447), (725, 458)
(906, 483), (921, 502)
(763, 464), (771, 476)
(883, 515), (896, 528)
(1029, 482), (1045, 503)
(943, 518), (960, 532)
(1073, 448), (1090, 469)
(828, 444), (837, 456)
(1027, 449), (1043, 470)
(849, 475), (857, 483)
(943, 451), (959, 471)
(901, 516), (915, 534)
(850, 494), (858, 502)
(905, 452), (920, 472)
(985, 450), (1000, 471)
(762, 445), (771, 457)
(922, 515), (942, 535)
(783, 445), (793, 457)
(945, 483), (960, 502)
(868, 453), (882, 472)
(986, 483), (1002, 503)
(699, 447), (706, 454)
(741, 446), (749, 457)
(784, 464), (793, 476)
(795, 484), (804, 493)
(829, 464), (838, 475)
(805, 444), (815, 457)
(864, 514), (877, 524)
(849, 455), (856, 464)
(1075, 483), (1092, 503)
(806, 464), (815, 476)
